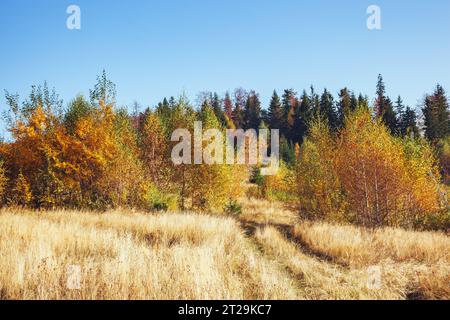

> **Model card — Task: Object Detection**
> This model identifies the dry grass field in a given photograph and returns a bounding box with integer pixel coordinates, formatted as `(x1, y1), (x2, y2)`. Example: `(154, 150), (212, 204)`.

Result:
(0, 199), (449, 300)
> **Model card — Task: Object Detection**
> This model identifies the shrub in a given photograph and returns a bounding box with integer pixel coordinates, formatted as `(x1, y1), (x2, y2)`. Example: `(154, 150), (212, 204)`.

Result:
(224, 199), (242, 216)
(144, 183), (178, 212)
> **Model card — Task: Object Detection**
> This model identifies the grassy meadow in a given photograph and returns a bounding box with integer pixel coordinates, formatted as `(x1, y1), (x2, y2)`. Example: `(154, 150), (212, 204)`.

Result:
(1, 198), (448, 300)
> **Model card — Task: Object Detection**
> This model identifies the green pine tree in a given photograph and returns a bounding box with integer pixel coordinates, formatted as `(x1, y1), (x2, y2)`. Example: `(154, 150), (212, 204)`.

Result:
(268, 90), (284, 131)
(402, 107), (419, 138)
(374, 74), (397, 134)
(244, 90), (262, 129)
(422, 84), (450, 142)
(337, 88), (352, 127)
(320, 88), (338, 130)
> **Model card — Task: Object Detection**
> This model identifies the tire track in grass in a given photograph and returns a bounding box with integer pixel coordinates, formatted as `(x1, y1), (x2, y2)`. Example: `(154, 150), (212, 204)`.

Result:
(240, 220), (348, 268)
(243, 223), (405, 300)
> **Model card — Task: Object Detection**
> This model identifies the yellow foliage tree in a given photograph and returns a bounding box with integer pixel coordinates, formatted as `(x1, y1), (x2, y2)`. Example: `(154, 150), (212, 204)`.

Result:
(98, 108), (148, 208)
(140, 111), (170, 188)
(402, 137), (443, 226)
(12, 172), (32, 206)
(336, 109), (442, 227)
(190, 103), (233, 211)
(296, 118), (347, 220)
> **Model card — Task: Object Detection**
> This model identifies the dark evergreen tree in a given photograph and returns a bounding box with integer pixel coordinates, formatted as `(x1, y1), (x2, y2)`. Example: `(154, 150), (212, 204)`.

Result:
(268, 90), (284, 131)
(292, 99), (306, 144)
(395, 96), (405, 135)
(156, 97), (170, 112)
(337, 88), (352, 127)
(244, 90), (262, 129)
(383, 97), (398, 134)
(401, 107), (420, 138)
(358, 94), (370, 111)
(291, 90), (311, 143)
(211, 92), (226, 126)
(168, 96), (177, 109)
(281, 89), (298, 139)
(319, 89), (338, 130)
(395, 96), (405, 119)
(350, 92), (358, 112)
(375, 74), (386, 115)
(374, 74), (397, 134)
(309, 85), (320, 116)
(422, 84), (450, 142)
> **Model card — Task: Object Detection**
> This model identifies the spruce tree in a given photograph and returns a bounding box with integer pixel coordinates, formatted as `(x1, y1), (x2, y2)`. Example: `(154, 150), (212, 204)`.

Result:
(375, 74), (386, 116)
(350, 92), (358, 112)
(282, 89), (298, 140)
(309, 85), (320, 116)
(211, 92), (226, 126)
(374, 74), (397, 134)
(244, 90), (262, 129)
(358, 94), (370, 111)
(395, 96), (405, 135)
(268, 90), (284, 131)
(320, 89), (338, 130)
(337, 88), (352, 127)
(292, 98), (306, 144)
(422, 84), (450, 142)
(383, 97), (398, 134)
(291, 90), (311, 143)
(402, 107), (419, 138)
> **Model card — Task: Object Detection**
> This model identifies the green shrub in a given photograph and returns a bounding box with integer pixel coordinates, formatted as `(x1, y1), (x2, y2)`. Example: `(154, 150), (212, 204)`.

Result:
(224, 199), (242, 216)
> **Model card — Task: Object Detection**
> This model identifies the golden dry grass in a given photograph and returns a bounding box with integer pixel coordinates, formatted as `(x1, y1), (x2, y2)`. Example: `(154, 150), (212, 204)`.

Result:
(239, 197), (298, 226)
(0, 200), (448, 300)
(292, 221), (450, 267)
(290, 221), (450, 299)
(240, 198), (450, 300)
(0, 209), (298, 300)
(253, 226), (408, 299)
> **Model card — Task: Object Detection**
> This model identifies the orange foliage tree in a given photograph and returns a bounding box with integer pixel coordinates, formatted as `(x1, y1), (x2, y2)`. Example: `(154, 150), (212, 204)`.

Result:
(336, 109), (442, 227)
(296, 108), (444, 228)
(1, 83), (149, 209)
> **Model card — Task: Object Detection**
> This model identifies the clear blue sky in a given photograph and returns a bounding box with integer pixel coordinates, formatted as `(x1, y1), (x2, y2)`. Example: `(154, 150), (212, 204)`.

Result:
(0, 0), (449, 122)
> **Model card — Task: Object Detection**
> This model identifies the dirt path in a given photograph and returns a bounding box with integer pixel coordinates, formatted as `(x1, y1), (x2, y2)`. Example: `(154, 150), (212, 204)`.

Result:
(236, 200), (407, 299)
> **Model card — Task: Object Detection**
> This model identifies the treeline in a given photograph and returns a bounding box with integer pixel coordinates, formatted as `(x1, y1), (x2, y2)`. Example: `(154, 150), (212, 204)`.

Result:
(194, 75), (449, 176)
(0, 71), (449, 229)
(199, 75), (420, 142)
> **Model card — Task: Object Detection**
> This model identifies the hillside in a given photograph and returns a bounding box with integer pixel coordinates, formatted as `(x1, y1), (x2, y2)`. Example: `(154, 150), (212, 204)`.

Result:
(1, 199), (448, 300)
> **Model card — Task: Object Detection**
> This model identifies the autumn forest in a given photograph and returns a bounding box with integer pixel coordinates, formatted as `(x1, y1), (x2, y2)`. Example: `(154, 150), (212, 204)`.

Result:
(0, 72), (448, 230)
